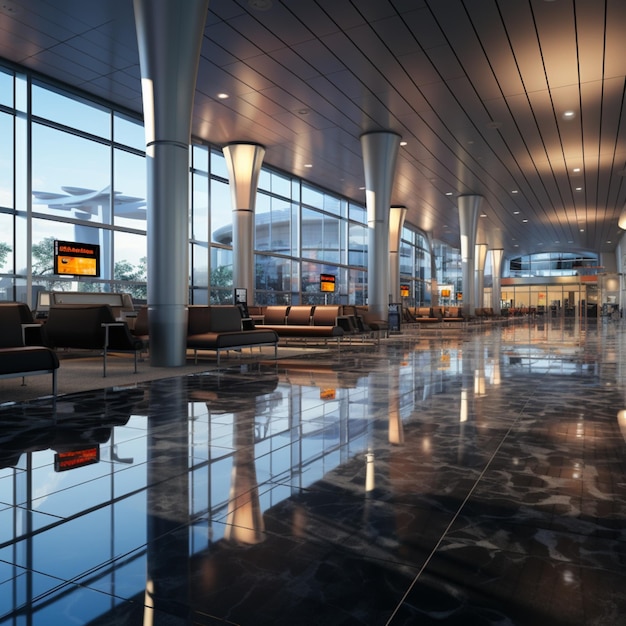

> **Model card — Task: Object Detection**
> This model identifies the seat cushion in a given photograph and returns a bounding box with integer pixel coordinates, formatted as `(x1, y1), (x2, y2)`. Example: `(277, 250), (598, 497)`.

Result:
(0, 346), (59, 375)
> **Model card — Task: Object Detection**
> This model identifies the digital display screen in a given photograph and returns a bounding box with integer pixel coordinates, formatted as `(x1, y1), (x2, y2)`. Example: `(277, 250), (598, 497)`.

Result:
(320, 273), (336, 293)
(54, 240), (100, 277)
(54, 447), (100, 472)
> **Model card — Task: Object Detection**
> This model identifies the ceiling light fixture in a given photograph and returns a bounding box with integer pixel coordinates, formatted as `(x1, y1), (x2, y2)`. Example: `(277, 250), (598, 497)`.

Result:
(573, 167), (581, 173)
(563, 110), (575, 120)
(248, 0), (273, 10)
(522, 219), (528, 223)
(217, 93), (229, 99)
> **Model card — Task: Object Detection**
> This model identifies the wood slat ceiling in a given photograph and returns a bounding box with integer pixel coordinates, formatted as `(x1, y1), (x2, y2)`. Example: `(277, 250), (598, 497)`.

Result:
(1, 0), (625, 260)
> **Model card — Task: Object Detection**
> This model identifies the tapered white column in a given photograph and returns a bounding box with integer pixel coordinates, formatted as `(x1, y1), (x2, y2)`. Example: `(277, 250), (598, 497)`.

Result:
(389, 205), (407, 303)
(428, 234), (438, 306)
(458, 195), (482, 317)
(475, 243), (488, 309)
(361, 131), (402, 320)
(223, 142), (266, 302)
(490, 248), (504, 314)
(134, 0), (209, 366)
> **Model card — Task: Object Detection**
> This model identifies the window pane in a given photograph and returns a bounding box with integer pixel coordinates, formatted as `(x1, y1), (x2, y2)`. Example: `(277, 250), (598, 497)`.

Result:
(210, 246), (233, 303)
(191, 242), (209, 288)
(255, 255), (297, 305)
(0, 68), (12, 107)
(32, 124), (110, 223)
(301, 209), (339, 264)
(349, 203), (366, 224)
(114, 232), (147, 299)
(192, 172), (209, 242)
(302, 184), (341, 216)
(32, 84), (110, 138)
(114, 113), (144, 151)
(255, 193), (271, 251)
(258, 169), (291, 198)
(113, 149), (146, 229)
(210, 149), (228, 179)
(270, 199), (292, 254)
(0, 112), (13, 208)
(210, 178), (231, 244)
(0, 212), (13, 277)
(348, 223), (366, 268)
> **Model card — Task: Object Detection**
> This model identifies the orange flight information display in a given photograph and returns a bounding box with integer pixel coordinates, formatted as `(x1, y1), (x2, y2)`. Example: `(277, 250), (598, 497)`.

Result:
(54, 240), (100, 277)
(320, 273), (336, 293)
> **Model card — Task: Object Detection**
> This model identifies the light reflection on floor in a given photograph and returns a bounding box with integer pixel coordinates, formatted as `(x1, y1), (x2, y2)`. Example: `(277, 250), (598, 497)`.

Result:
(1, 318), (626, 625)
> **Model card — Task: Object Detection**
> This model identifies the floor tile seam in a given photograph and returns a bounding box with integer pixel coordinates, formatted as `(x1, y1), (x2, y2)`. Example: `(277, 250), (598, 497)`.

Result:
(384, 392), (535, 625)
(0, 481), (151, 551)
(2, 558), (145, 622)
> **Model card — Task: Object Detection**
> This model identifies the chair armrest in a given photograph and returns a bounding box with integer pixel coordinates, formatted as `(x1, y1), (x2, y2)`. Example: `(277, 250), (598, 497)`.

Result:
(21, 323), (43, 346)
(101, 322), (125, 348)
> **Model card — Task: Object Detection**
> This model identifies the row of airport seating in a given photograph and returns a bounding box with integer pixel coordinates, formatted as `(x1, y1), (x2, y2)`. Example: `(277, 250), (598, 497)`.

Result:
(5, 297), (473, 397)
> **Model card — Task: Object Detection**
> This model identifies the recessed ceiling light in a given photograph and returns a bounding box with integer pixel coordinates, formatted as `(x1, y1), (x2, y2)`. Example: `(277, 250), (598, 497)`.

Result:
(297, 108), (309, 115)
(579, 228), (585, 232)
(248, 0), (273, 10)
(0, 2), (19, 15)
(563, 110), (575, 120)
(573, 167), (581, 173)
(217, 92), (229, 99)
(512, 190), (518, 194)
(522, 219), (528, 223)
(607, 240), (612, 244)
(514, 244), (519, 247)
(304, 163), (312, 168)
(445, 192), (453, 196)
(480, 213), (487, 217)
(513, 211), (520, 215)
(400, 141), (407, 146)
(575, 187), (582, 191)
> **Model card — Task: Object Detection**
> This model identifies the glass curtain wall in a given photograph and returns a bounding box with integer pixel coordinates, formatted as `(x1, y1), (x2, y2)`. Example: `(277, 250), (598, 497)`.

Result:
(0, 64), (434, 307)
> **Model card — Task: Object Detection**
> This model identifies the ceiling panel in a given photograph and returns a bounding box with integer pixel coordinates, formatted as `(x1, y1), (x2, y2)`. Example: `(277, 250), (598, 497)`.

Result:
(0, 0), (623, 258)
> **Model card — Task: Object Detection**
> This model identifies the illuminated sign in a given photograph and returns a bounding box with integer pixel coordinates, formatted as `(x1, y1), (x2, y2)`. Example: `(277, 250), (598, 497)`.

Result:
(441, 289), (451, 298)
(54, 447), (100, 472)
(320, 388), (336, 400)
(54, 240), (100, 277)
(400, 284), (410, 297)
(320, 273), (336, 293)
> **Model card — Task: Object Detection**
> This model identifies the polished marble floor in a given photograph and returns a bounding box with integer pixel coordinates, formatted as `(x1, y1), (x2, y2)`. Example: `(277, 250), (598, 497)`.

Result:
(1, 318), (626, 625)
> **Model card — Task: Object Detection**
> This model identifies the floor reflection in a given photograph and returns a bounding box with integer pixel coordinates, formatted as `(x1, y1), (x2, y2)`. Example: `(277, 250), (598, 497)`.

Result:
(1, 319), (626, 624)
